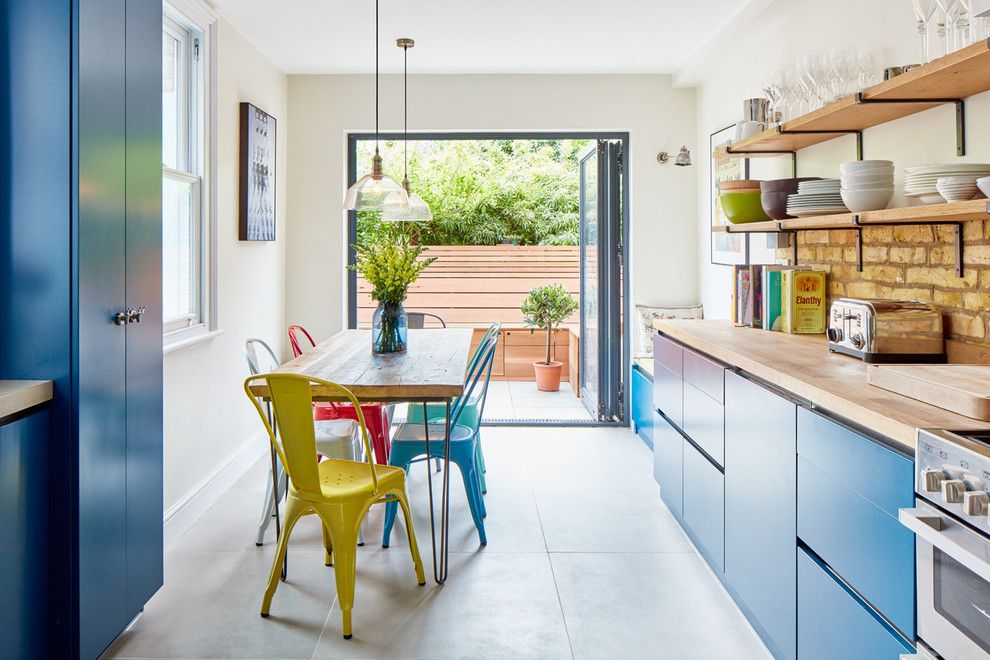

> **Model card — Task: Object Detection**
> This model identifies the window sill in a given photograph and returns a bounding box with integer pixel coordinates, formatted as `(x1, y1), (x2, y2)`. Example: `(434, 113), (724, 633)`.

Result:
(163, 327), (225, 355)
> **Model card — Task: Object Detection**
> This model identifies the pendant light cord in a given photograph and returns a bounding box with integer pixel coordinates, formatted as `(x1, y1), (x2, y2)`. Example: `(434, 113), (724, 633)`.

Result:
(403, 43), (408, 186)
(374, 0), (380, 153)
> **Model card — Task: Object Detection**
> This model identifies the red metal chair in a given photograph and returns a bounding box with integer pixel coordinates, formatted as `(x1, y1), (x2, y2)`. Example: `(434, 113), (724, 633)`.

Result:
(288, 325), (391, 464)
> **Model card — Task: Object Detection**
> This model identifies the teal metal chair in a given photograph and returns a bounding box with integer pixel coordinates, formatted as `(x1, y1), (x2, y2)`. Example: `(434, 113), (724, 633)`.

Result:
(404, 323), (500, 492)
(382, 332), (499, 546)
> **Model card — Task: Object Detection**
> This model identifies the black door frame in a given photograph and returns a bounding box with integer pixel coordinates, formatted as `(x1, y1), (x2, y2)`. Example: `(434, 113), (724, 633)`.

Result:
(345, 131), (631, 426)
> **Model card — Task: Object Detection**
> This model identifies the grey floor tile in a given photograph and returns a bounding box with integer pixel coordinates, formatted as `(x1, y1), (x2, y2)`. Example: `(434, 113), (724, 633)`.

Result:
(534, 488), (693, 553)
(104, 424), (768, 660)
(311, 552), (571, 659)
(106, 549), (336, 659)
(550, 552), (770, 660)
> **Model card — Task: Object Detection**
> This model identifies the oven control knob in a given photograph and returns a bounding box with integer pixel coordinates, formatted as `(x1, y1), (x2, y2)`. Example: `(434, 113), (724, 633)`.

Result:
(964, 491), (990, 516)
(942, 479), (966, 504)
(922, 468), (945, 493)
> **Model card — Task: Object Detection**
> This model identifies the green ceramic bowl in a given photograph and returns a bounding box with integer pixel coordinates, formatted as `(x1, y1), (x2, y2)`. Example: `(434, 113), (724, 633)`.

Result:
(720, 191), (772, 224)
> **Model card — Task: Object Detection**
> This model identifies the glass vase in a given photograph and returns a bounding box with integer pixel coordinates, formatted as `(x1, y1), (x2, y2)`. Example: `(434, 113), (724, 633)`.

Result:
(372, 301), (408, 354)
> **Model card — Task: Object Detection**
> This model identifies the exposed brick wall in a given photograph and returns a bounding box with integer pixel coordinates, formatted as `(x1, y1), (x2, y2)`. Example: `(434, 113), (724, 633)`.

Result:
(782, 220), (990, 344)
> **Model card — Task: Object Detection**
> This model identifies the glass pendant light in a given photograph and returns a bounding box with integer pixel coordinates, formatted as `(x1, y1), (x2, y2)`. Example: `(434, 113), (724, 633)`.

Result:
(343, 0), (406, 211)
(382, 38), (433, 222)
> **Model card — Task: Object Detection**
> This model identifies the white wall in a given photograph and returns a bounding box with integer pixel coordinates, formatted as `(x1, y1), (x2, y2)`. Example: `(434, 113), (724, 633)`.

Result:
(161, 18), (288, 538)
(683, 0), (990, 318)
(285, 74), (698, 340)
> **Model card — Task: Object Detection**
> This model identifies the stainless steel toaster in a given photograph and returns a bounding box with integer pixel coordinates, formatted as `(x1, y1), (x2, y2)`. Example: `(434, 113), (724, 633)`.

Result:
(827, 298), (945, 363)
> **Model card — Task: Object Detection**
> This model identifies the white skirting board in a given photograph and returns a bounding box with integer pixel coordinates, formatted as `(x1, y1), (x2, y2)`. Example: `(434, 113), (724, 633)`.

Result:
(162, 431), (268, 550)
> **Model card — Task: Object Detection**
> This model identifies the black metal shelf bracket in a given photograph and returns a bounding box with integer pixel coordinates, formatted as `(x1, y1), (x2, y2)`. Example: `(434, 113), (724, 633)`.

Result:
(777, 128), (864, 161)
(854, 92), (966, 156)
(852, 214), (964, 277)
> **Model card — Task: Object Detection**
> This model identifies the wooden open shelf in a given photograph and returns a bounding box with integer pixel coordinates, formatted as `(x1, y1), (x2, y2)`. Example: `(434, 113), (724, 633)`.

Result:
(715, 39), (990, 158)
(712, 199), (990, 234)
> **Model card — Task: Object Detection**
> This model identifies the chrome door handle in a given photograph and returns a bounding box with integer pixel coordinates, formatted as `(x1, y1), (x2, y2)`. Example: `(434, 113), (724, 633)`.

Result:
(899, 506), (990, 582)
(114, 311), (129, 326)
(126, 306), (147, 323)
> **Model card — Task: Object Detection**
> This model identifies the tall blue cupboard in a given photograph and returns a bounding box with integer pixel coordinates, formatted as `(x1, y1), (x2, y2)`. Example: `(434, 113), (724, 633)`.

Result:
(0, 1), (164, 658)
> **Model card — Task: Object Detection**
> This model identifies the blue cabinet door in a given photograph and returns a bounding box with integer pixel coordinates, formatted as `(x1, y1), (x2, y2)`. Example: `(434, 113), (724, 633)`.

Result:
(78, 1), (129, 656)
(798, 548), (914, 660)
(124, 0), (164, 617)
(797, 408), (915, 639)
(683, 442), (724, 572)
(653, 413), (683, 518)
(0, 409), (50, 658)
(631, 366), (654, 449)
(653, 333), (683, 428)
(682, 383), (724, 466)
(724, 372), (797, 660)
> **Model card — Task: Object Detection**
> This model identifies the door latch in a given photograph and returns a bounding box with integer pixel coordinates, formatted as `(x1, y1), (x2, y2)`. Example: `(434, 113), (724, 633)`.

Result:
(127, 306), (147, 324)
(113, 311), (129, 326)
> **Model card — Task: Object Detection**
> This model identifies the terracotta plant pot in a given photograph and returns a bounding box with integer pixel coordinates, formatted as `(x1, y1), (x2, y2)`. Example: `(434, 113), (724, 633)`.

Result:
(533, 360), (564, 392)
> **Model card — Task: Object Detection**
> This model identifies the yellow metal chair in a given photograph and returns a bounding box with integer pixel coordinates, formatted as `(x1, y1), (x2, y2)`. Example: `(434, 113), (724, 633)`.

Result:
(243, 373), (426, 639)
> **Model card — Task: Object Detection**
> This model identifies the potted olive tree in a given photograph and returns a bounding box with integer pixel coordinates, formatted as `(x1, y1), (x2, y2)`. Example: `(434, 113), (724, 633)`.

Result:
(521, 283), (579, 392)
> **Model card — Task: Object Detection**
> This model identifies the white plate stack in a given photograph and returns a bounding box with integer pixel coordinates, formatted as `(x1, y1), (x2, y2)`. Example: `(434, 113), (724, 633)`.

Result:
(904, 164), (990, 204)
(786, 179), (848, 217)
(840, 160), (894, 212)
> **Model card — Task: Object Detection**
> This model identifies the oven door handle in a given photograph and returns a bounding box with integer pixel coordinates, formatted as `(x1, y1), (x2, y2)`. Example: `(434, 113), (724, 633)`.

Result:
(899, 507), (990, 583)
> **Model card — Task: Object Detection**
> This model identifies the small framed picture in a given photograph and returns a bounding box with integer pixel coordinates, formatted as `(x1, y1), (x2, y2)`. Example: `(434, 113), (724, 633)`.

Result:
(239, 102), (276, 241)
(710, 124), (751, 266)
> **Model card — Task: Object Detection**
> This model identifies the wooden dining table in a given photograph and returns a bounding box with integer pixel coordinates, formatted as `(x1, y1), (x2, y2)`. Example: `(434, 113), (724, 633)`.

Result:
(249, 328), (474, 584)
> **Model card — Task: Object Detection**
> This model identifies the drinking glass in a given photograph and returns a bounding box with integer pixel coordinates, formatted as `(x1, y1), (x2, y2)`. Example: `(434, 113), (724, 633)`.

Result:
(912, 0), (938, 61)
(934, 0), (959, 53)
(955, 0), (973, 48)
(855, 48), (884, 90)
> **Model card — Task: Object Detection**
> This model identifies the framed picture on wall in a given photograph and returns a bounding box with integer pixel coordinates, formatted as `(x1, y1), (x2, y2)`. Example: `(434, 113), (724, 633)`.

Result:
(710, 124), (750, 266)
(239, 102), (276, 241)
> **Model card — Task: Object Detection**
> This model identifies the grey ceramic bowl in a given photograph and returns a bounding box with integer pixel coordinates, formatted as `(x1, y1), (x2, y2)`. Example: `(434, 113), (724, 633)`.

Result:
(760, 190), (792, 220)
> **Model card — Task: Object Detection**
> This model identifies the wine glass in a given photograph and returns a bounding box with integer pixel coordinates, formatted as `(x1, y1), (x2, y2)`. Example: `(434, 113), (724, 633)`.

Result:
(912, 0), (939, 62)
(934, 0), (959, 54)
(954, 0), (973, 49)
(855, 48), (884, 90)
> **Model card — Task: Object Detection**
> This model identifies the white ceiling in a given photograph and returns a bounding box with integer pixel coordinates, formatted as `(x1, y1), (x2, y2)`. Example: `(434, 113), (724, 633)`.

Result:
(208, 0), (753, 75)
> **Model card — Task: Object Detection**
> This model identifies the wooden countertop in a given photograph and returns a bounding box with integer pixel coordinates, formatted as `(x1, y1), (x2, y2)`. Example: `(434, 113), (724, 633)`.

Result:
(653, 320), (990, 452)
(0, 381), (53, 421)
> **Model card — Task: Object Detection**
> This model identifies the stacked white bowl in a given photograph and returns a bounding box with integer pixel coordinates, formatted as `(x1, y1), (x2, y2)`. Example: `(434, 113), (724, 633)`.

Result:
(904, 164), (990, 204)
(936, 176), (981, 202)
(839, 160), (894, 213)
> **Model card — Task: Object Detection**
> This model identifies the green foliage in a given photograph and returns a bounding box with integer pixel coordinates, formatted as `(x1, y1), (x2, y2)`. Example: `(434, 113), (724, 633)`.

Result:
(348, 230), (437, 304)
(356, 139), (588, 246)
(521, 283), (579, 364)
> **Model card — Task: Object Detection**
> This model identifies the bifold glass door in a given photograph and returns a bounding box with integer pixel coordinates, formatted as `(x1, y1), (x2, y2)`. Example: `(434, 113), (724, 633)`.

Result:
(578, 140), (623, 422)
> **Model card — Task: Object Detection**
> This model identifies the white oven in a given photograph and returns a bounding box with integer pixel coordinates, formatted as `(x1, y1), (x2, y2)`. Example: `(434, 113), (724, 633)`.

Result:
(901, 502), (990, 658)
(902, 429), (990, 659)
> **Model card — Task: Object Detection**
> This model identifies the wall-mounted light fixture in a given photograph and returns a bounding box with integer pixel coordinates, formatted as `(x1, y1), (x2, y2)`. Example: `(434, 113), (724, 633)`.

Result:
(657, 146), (692, 166)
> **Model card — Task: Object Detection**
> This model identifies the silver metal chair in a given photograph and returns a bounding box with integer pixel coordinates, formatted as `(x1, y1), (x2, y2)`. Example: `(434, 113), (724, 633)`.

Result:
(244, 338), (365, 549)
(407, 312), (447, 329)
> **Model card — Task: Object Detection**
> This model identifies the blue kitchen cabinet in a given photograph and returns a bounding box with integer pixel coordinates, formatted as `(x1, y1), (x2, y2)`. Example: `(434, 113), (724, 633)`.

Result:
(631, 364), (654, 449)
(1, 1), (164, 657)
(681, 349), (724, 465)
(653, 412), (684, 518)
(797, 407), (915, 641)
(653, 334), (683, 427)
(798, 548), (914, 659)
(0, 408), (50, 658)
(724, 371), (797, 660)
(683, 441), (724, 572)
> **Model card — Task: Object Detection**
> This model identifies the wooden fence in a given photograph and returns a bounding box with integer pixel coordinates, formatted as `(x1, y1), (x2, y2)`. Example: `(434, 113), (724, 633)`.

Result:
(356, 245), (580, 327)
